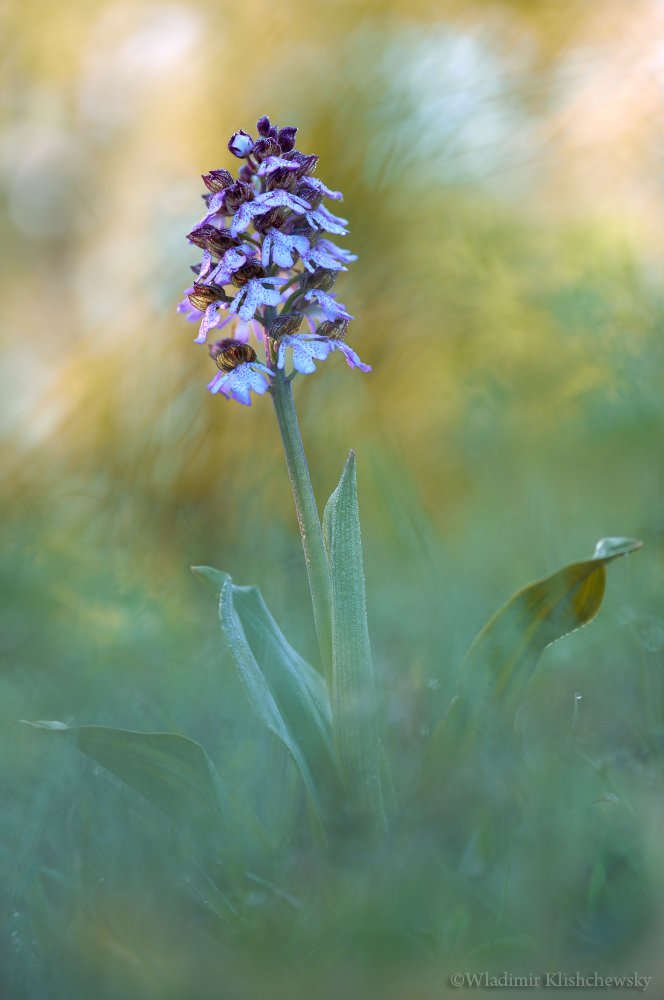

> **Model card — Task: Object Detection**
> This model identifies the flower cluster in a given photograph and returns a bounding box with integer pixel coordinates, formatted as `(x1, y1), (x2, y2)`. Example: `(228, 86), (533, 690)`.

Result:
(177, 117), (369, 405)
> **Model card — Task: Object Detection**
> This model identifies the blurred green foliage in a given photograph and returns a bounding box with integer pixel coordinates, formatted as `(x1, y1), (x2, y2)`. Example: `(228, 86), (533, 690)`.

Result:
(2, 0), (664, 996)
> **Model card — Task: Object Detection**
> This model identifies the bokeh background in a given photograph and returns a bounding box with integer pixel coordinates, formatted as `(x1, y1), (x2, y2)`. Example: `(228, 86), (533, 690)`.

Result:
(3, 0), (664, 997)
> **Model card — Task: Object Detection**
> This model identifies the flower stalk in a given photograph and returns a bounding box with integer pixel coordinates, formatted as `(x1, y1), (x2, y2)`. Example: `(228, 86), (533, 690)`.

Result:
(269, 365), (333, 689)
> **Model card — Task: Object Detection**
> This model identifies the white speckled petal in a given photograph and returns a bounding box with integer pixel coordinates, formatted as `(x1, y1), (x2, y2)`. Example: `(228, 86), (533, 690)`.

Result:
(305, 210), (349, 236)
(330, 341), (371, 372)
(301, 177), (343, 200)
(256, 156), (301, 176)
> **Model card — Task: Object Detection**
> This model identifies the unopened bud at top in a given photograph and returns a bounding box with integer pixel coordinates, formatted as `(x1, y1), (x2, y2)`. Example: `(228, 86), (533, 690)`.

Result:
(202, 169), (233, 193)
(269, 313), (303, 340)
(302, 268), (337, 293)
(228, 130), (254, 158)
(277, 127), (297, 152)
(256, 116), (272, 137)
(209, 338), (257, 373)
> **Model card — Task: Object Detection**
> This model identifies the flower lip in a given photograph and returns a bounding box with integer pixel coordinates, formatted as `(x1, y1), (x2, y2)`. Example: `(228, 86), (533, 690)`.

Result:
(228, 130), (254, 158)
(202, 169), (233, 193)
(210, 338), (257, 373)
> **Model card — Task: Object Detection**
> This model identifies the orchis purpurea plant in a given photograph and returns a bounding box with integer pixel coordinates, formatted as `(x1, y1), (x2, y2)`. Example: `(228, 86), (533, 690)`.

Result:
(24, 118), (642, 905)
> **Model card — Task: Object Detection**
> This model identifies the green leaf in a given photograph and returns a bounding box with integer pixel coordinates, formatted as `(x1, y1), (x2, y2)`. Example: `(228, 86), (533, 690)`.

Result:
(419, 537), (642, 797)
(323, 451), (386, 837)
(21, 723), (230, 843)
(192, 566), (343, 834)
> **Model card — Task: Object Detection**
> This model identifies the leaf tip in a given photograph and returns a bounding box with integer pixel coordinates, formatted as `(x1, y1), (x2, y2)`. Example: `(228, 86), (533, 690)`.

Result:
(19, 719), (69, 730)
(592, 537), (643, 561)
(191, 565), (230, 600)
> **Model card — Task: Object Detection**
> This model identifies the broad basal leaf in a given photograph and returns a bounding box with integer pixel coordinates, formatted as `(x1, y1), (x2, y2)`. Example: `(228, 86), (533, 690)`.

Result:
(192, 566), (343, 834)
(323, 452), (386, 837)
(21, 723), (230, 843)
(419, 537), (642, 797)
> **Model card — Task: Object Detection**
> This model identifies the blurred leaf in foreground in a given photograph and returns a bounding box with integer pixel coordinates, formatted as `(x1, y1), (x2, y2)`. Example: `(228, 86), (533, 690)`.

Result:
(418, 537), (643, 808)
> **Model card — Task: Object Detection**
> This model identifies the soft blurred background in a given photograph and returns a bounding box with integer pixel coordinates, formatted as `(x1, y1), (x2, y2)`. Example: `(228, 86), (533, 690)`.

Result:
(3, 0), (664, 997)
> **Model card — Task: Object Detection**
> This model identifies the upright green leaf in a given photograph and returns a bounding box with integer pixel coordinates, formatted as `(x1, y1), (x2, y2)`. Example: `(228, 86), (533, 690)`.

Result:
(21, 723), (230, 843)
(323, 451), (386, 837)
(419, 537), (642, 800)
(192, 566), (343, 833)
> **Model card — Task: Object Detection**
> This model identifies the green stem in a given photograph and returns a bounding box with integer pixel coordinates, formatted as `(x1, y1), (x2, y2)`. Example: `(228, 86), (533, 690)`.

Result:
(270, 366), (333, 690)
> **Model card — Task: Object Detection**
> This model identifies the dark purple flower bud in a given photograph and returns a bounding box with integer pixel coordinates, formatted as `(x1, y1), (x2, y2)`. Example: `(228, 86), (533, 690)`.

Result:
(210, 338), (257, 373)
(268, 127), (279, 141)
(228, 130), (254, 158)
(252, 137), (281, 163)
(269, 313), (304, 340)
(187, 224), (240, 256)
(223, 180), (255, 214)
(231, 261), (268, 287)
(297, 154), (319, 178)
(282, 150), (319, 178)
(316, 318), (349, 341)
(188, 283), (229, 310)
(252, 206), (289, 234)
(296, 182), (323, 209)
(302, 267), (337, 293)
(202, 168), (233, 193)
(238, 163), (255, 182)
(266, 167), (298, 194)
(277, 127), (298, 152)
(256, 116), (272, 137)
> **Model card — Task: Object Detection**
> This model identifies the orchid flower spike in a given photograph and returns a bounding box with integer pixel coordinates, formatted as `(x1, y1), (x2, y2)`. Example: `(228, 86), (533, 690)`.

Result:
(177, 117), (370, 403)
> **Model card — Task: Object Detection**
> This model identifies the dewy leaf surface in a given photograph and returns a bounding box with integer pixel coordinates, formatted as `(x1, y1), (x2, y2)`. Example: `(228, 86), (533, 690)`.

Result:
(21, 723), (230, 841)
(323, 452), (386, 836)
(419, 537), (642, 797)
(192, 566), (343, 833)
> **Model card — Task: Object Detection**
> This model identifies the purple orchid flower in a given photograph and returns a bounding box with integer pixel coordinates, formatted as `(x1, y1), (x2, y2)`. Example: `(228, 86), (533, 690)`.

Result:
(300, 177), (343, 200)
(303, 288), (354, 323)
(179, 119), (369, 403)
(228, 130), (254, 158)
(276, 334), (370, 374)
(208, 361), (273, 405)
(256, 156), (301, 177)
(231, 190), (312, 237)
(177, 286), (228, 344)
(316, 237), (358, 265)
(228, 277), (283, 321)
